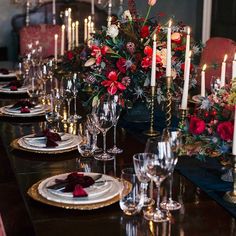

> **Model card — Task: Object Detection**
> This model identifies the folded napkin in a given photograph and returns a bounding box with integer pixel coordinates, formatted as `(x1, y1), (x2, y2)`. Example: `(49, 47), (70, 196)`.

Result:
(11, 100), (35, 110)
(54, 172), (95, 198)
(20, 107), (30, 113)
(33, 129), (61, 147)
(3, 80), (23, 90)
(0, 68), (9, 75)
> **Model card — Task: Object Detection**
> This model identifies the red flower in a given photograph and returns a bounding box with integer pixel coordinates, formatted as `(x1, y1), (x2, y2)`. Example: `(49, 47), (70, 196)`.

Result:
(116, 57), (127, 73)
(140, 25), (150, 38)
(101, 71), (126, 95)
(91, 45), (102, 64)
(144, 46), (153, 57)
(171, 32), (182, 44)
(141, 56), (152, 68)
(141, 46), (162, 68)
(101, 46), (109, 55)
(67, 51), (74, 60)
(217, 121), (234, 141)
(189, 116), (205, 135)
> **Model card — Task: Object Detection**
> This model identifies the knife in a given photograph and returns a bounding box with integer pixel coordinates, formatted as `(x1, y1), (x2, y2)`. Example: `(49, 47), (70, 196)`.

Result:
(46, 174), (103, 191)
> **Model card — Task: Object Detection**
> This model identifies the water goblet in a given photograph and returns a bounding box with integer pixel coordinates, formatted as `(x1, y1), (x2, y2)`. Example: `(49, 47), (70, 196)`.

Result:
(143, 141), (174, 222)
(133, 153), (155, 207)
(160, 128), (182, 211)
(108, 95), (123, 154)
(119, 168), (143, 216)
(77, 122), (97, 158)
(92, 98), (114, 161)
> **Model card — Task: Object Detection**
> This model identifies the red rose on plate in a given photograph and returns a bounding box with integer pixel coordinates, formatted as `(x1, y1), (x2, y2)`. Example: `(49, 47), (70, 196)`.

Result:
(217, 121), (234, 141)
(140, 25), (150, 38)
(189, 116), (206, 135)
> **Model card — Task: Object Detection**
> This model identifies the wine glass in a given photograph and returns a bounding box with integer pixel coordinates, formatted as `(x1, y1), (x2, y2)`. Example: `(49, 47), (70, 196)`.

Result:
(72, 73), (82, 121)
(64, 78), (74, 123)
(160, 128), (182, 211)
(143, 141), (174, 222)
(108, 95), (123, 154)
(92, 98), (114, 161)
(77, 122), (97, 157)
(133, 153), (155, 207)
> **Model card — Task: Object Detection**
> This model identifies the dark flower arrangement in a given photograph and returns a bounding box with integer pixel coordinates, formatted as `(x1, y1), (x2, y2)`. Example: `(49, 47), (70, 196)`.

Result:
(59, 1), (201, 107)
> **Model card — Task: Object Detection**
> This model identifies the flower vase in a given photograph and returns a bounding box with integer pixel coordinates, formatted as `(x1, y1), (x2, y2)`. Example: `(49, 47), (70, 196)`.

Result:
(123, 100), (150, 123)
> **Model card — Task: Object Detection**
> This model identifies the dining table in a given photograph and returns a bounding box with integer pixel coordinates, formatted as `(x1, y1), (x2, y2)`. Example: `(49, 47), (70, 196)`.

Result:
(0, 62), (235, 236)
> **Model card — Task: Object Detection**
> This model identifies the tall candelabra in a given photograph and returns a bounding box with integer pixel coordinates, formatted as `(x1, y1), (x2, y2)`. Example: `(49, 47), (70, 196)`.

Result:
(143, 86), (159, 137)
(224, 155), (236, 203)
(166, 76), (172, 128)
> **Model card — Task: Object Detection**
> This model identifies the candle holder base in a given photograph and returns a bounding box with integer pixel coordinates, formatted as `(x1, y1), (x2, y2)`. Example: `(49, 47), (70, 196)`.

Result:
(224, 191), (236, 204)
(143, 129), (160, 137)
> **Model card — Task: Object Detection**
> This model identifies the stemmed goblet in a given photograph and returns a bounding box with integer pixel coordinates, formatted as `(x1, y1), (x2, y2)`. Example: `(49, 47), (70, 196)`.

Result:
(92, 98), (114, 161)
(143, 141), (174, 222)
(64, 78), (74, 123)
(108, 95), (123, 154)
(72, 73), (82, 122)
(133, 153), (155, 207)
(160, 128), (182, 211)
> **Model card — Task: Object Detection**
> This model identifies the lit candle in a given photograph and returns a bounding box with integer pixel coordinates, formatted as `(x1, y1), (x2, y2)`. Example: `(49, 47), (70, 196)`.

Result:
(201, 64), (207, 97)
(75, 21), (79, 47)
(181, 51), (192, 110)
(166, 20), (172, 77)
(91, 0), (95, 16)
(68, 8), (72, 19)
(220, 54), (228, 88)
(107, 16), (112, 28)
(61, 24), (65, 56)
(84, 18), (88, 43)
(233, 105), (236, 155)
(68, 17), (72, 50)
(52, 0), (56, 24)
(151, 34), (157, 87)
(54, 34), (58, 61)
(87, 16), (91, 46)
(184, 27), (191, 77)
(232, 53), (236, 80)
(72, 22), (75, 49)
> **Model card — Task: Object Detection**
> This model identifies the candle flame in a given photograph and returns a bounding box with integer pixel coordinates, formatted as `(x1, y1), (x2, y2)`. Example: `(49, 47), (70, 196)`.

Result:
(88, 16), (92, 21)
(72, 22), (75, 28)
(202, 64), (207, 71)
(84, 18), (88, 23)
(68, 8), (72, 13)
(54, 34), (58, 39)
(76, 21), (79, 26)
(65, 10), (68, 17)
(187, 27), (191, 35)
(168, 20), (172, 28)
(62, 24), (65, 30)
(189, 50), (192, 58)
(153, 33), (156, 41)
(223, 54), (228, 62)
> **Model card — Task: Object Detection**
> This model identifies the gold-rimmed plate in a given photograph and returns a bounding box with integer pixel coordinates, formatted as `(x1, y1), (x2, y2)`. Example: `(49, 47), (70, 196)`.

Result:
(10, 135), (79, 154)
(27, 177), (130, 210)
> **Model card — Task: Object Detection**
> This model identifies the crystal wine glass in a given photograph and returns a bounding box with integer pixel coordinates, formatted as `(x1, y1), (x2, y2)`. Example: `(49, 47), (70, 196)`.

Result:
(108, 95), (123, 154)
(133, 153), (155, 207)
(64, 78), (74, 123)
(72, 73), (82, 121)
(92, 98), (114, 161)
(160, 128), (182, 211)
(143, 141), (174, 222)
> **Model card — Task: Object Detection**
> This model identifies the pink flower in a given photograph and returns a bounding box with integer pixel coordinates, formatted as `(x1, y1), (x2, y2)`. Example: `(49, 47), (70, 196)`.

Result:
(148, 0), (157, 6)
(101, 71), (126, 95)
(217, 121), (234, 141)
(189, 116), (206, 135)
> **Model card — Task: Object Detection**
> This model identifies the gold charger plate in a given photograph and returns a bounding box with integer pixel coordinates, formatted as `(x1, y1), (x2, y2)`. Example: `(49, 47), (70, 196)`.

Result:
(27, 179), (131, 210)
(10, 138), (78, 154)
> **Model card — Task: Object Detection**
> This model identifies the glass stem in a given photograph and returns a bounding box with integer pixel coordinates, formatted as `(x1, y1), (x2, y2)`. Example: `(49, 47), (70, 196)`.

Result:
(67, 100), (71, 118)
(113, 124), (117, 147)
(169, 172), (173, 202)
(155, 183), (161, 212)
(141, 182), (148, 202)
(103, 131), (107, 154)
(74, 95), (77, 115)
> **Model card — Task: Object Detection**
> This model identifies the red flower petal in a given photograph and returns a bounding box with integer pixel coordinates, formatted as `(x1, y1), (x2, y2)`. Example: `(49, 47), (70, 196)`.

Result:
(108, 71), (118, 81)
(144, 46), (153, 57)
(108, 84), (118, 95)
(73, 184), (88, 198)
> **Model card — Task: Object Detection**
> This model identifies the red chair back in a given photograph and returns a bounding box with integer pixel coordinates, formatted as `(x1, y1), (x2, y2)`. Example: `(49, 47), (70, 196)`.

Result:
(19, 24), (61, 58)
(199, 37), (236, 91)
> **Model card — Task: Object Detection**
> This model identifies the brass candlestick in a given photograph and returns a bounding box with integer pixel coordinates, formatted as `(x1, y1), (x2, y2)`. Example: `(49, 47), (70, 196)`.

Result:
(166, 76), (173, 128)
(224, 155), (236, 203)
(178, 109), (188, 130)
(143, 86), (160, 136)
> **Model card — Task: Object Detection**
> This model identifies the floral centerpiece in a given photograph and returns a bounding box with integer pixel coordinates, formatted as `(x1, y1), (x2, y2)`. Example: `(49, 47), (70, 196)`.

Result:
(182, 84), (234, 159)
(60, 0), (201, 107)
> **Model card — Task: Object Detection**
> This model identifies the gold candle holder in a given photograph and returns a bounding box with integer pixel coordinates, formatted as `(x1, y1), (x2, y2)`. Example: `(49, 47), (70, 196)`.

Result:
(224, 155), (236, 203)
(178, 108), (188, 130)
(143, 86), (160, 136)
(166, 76), (173, 128)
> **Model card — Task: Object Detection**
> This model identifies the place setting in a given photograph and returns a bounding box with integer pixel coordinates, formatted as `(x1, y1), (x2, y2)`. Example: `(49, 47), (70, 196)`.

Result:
(0, 68), (17, 82)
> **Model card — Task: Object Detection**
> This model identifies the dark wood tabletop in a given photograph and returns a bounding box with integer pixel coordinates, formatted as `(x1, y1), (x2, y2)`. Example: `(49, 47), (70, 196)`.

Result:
(0, 95), (235, 236)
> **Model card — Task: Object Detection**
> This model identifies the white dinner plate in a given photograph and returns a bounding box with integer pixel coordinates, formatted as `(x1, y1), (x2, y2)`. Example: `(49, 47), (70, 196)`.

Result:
(0, 104), (46, 117)
(38, 172), (122, 205)
(0, 84), (28, 94)
(0, 72), (16, 78)
(17, 133), (80, 152)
